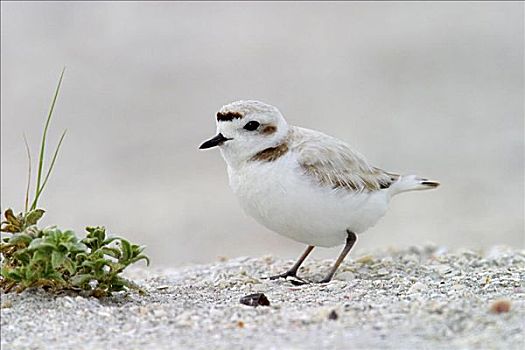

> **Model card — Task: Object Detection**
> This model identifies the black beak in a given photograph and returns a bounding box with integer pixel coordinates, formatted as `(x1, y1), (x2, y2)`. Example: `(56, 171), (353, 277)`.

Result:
(199, 133), (232, 149)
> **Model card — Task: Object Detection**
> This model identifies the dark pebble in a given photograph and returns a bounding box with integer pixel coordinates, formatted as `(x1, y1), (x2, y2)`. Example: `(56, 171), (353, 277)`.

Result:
(328, 310), (338, 320)
(239, 293), (270, 307)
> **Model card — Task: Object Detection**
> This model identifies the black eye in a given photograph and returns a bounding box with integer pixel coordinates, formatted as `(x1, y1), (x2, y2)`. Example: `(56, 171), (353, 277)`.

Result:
(243, 121), (260, 131)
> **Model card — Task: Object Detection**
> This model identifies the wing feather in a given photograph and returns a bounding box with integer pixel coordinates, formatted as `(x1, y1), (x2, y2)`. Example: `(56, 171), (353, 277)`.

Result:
(290, 127), (399, 192)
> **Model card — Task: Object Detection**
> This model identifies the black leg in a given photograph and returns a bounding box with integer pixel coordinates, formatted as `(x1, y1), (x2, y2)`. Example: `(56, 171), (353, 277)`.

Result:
(319, 230), (357, 283)
(267, 245), (315, 280)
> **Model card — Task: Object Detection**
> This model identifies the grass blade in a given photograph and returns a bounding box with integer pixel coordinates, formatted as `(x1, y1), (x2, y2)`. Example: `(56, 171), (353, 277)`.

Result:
(30, 130), (67, 210)
(22, 134), (32, 213)
(35, 67), (66, 205)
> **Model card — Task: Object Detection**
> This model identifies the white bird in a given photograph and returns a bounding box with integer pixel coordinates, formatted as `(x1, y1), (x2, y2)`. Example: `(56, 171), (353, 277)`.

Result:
(200, 100), (439, 283)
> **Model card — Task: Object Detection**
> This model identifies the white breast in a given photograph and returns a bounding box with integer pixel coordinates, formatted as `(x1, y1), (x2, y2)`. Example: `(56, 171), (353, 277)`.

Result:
(227, 152), (391, 247)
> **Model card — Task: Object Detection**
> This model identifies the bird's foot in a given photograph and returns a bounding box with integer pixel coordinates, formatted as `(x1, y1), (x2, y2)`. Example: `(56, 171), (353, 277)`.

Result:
(288, 276), (310, 286)
(317, 275), (334, 284)
(265, 271), (295, 280)
(262, 272), (310, 285)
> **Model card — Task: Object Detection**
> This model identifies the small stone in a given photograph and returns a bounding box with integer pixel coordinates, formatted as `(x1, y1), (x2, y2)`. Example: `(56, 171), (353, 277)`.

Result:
(174, 311), (193, 327)
(451, 283), (464, 291)
(337, 272), (355, 281)
(1, 301), (13, 308)
(357, 267), (370, 274)
(97, 309), (112, 317)
(377, 268), (389, 276)
(356, 255), (374, 264)
(434, 265), (452, 275)
(153, 309), (167, 318)
(408, 282), (426, 293)
(239, 293), (270, 307)
(490, 299), (511, 314)
(328, 310), (338, 320)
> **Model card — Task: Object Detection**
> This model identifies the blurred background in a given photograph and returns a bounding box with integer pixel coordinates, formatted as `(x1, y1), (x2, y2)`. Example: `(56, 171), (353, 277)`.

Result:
(1, 2), (523, 266)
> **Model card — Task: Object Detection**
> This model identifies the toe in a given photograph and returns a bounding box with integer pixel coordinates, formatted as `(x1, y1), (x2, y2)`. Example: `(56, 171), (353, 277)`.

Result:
(288, 276), (310, 286)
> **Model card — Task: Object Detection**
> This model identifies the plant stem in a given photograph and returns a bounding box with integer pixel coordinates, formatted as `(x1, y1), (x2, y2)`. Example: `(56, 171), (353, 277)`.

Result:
(31, 129), (67, 210)
(34, 67), (65, 207)
(23, 134), (32, 214)
(33, 67), (66, 210)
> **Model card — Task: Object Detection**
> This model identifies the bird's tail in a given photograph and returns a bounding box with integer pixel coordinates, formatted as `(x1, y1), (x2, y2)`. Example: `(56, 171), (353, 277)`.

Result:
(389, 175), (440, 196)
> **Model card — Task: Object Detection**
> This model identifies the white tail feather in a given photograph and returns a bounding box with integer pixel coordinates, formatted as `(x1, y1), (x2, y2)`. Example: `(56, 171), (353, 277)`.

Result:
(389, 175), (440, 196)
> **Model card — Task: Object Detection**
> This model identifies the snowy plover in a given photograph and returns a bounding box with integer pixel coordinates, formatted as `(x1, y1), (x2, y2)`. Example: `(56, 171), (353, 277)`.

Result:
(200, 100), (439, 283)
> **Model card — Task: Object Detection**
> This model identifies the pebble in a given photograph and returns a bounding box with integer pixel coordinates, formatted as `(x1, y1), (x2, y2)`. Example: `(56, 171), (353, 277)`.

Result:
(376, 268), (389, 276)
(337, 271), (356, 281)
(490, 299), (511, 314)
(0, 301), (13, 309)
(173, 311), (193, 327)
(408, 282), (427, 293)
(239, 293), (270, 307)
(356, 255), (374, 264)
(328, 310), (338, 320)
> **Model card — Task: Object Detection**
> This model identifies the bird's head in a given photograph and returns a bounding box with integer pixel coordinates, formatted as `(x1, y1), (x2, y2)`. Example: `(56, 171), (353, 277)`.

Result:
(199, 100), (289, 167)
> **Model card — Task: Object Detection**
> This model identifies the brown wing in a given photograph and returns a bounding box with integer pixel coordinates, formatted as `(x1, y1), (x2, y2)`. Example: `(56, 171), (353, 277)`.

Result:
(291, 127), (399, 191)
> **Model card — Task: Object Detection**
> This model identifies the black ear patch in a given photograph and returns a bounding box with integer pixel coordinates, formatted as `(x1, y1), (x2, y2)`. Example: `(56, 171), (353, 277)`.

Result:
(217, 111), (243, 122)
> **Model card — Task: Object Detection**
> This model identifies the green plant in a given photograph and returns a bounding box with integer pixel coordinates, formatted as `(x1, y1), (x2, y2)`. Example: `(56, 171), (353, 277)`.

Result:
(0, 70), (150, 297)
(1, 210), (149, 297)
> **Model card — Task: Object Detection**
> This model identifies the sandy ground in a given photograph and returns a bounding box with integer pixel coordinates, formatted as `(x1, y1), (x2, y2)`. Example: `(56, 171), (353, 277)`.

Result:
(1, 245), (524, 350)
